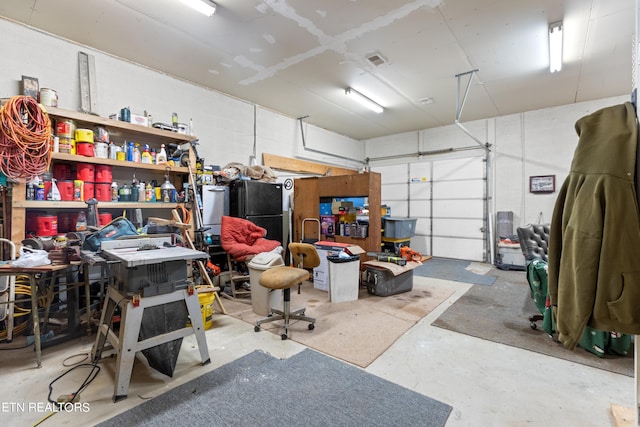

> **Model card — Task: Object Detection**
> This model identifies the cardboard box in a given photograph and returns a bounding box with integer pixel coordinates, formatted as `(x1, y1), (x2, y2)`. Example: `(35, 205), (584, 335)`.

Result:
(331, 201), (353, 214)
(320, 215), (336, 236)
(129, 114), (149, 127)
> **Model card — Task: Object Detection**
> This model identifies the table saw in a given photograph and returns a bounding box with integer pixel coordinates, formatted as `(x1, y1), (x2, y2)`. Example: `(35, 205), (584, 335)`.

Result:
(91, 236), (210, 402)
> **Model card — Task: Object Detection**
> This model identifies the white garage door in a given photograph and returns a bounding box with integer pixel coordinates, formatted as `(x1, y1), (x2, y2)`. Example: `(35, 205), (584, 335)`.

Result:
(374, 154), (487, 262)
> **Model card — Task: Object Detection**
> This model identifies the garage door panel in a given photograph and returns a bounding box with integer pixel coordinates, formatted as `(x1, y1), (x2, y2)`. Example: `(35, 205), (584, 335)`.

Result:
(432, 180), (484, 198)
(432, 218), (484, 238)
(387, 201), (409, 217)
(408, 235), (430, 255)
(432, 199), (483, 218)
(381, 183), (408, 200)
(409, 162), (431, 178)
(433, 157), (484, 180)
(414, 217), (430, 235)
(409, 182), (431, 199)
(410, 200), (430, 217)
(375, 165), (407, 183)
(432, 237), (484, 260)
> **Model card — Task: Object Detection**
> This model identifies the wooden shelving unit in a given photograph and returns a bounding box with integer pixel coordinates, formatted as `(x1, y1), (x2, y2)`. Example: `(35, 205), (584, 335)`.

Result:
(10, 107), (196, 245)
(292, 172), (381, 254)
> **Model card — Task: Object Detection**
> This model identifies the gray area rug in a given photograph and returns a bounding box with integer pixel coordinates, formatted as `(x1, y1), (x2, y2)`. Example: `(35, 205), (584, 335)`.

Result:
(414, 257), (496, 285)
(432, 268), (633, 377)
(97, 348), (452, 427)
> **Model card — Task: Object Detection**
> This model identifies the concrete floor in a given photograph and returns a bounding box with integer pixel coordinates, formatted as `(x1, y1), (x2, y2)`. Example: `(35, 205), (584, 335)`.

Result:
(0, 274), (635, 427)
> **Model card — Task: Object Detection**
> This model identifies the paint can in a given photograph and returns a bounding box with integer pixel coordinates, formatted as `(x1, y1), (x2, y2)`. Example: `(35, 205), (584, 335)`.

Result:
(58, 138), (76, 155)
(39, 88), (58, 107)
(56, 119), (76, 138)
(75, 129), (94, 143)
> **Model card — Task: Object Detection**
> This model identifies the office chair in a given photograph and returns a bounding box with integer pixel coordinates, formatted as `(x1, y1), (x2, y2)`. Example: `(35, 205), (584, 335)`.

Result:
(254, 242), (320, 340)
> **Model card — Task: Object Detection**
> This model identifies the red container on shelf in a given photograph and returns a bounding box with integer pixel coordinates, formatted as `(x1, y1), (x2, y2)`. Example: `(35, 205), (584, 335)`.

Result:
(58, 180), (74, 201)
(83, 182), (95, 200)
(76, 163), (95, 182)
(53, 163), (72, 181)
(77, 142), (94, 157)
(57, 212), (71, 232)
(94, 182), (112, 202)
(98, 212), (112, 226)
(95, 165), (112, 183)
(36, 214), (58, 237)
(26, 211), (45, 234)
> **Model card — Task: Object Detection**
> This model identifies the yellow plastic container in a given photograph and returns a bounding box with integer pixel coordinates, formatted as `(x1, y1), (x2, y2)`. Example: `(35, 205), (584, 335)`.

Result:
(198, 290), (215, 330)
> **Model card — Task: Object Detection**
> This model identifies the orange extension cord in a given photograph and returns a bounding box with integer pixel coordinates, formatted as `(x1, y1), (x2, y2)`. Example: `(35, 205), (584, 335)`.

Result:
(0, 96), (52, 181)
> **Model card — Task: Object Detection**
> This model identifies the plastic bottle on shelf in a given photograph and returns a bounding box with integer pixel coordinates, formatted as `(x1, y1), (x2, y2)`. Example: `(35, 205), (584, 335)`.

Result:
(160, 173), (176, 203)
(131, 177), (139, 202)
(75, 211), (87, 231)
(26, 180), (35, 200)
(126, 141), (134, 162)
(119, 183), (130, 202)
(141, 144), (152, 164)
(138, 182), (146, 202)
(133, 144), (141, 163)
(145, 182), (154, 202)
(111, 182), (119, 201)
(156, 144), (167, 165)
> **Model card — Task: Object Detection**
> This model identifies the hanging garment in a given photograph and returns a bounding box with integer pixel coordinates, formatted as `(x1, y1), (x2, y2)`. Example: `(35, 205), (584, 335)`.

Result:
(548, 102), (640, 350)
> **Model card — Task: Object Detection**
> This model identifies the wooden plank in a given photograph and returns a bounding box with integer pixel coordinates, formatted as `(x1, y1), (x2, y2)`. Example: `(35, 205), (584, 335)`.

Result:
(262, 153), (358, 176)
(610, 403), (634, 427)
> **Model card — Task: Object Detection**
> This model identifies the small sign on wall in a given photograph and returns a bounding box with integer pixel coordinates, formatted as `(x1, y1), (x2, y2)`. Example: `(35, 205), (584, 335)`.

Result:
(529, 175), (555, 193)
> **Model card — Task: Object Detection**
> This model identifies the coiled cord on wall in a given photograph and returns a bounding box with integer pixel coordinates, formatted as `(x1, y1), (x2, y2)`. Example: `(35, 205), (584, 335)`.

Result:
(0, 96), (52, 181)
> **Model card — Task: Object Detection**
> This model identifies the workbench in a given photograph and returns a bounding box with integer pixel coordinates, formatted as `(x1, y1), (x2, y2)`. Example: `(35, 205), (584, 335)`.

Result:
(0, 261), (89, 368)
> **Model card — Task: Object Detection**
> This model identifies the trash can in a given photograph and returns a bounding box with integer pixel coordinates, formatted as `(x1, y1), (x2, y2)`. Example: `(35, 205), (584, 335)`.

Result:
(247, 252), (284, 315)
(327, 255), (361, 303)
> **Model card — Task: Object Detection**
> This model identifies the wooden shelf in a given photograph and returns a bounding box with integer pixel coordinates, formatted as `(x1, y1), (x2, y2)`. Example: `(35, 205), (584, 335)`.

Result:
(50, 152), (188, 173)
(44, 106), (194, 145)
(9, 107), (197, 245)
(14, 200), (179, 209)
(293, 173), (382, 256)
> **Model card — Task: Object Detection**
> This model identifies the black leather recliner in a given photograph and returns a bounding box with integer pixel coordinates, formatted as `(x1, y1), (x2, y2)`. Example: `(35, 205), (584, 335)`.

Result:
(516, 224), (550, 262)
(516, 224), (550, 329)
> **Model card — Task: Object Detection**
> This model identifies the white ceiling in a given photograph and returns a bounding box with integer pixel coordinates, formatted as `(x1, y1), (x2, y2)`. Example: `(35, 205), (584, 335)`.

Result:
(0, 0), (636, 140)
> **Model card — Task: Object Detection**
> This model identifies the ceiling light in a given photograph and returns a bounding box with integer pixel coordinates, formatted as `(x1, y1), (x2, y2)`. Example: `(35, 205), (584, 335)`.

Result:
(345, 88), (384, 113)
(549, 22), (563, 73)
(179, 0), (217, 17)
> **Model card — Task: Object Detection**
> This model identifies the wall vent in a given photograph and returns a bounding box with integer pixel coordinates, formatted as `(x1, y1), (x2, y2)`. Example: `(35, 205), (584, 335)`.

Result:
(366, 52), (387, 66)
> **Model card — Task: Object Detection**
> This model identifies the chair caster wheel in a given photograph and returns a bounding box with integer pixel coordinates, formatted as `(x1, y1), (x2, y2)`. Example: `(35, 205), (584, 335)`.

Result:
(254, 326), (260, 332)
(308, 323), (315, 330)
(530, 322), (537, 330)
(281, 334), (288, 340)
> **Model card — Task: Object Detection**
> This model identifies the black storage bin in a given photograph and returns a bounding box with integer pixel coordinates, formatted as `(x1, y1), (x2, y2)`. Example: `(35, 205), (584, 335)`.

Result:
(364, 267), (413, 296)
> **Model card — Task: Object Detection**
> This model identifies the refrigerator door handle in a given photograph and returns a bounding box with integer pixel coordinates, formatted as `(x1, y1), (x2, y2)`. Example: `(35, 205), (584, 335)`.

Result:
(206, 188), (226, 192)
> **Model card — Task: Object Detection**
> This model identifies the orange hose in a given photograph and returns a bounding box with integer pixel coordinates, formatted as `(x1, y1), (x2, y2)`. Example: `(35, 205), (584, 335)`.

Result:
(0, 96), (52, 181)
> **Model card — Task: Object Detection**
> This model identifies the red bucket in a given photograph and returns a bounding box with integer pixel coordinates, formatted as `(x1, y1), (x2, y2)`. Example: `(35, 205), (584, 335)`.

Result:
(36, 214), (58, 237)
(94, 182), (112, 202)
(58, 180), (74, 201)
(77, 142), (94, 157)
(53, 163), (72, 181)
(83, 182), (95, 200)
(95, 165), (112, 183)
(98, 212), (112, 226)
(76, 163), (95, 182)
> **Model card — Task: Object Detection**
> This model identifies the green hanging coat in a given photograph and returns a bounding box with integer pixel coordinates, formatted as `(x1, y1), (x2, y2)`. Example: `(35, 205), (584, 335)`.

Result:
(548, 102), (640, 350)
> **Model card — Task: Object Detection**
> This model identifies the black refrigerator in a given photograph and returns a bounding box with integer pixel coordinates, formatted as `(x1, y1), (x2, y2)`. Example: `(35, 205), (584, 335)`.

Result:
(229, 180), (284, 246)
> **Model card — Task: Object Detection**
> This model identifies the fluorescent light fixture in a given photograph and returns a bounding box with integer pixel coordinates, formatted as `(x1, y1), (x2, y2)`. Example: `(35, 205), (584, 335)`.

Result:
(179, 0), (217, 17)
(549, 22), (563, 73)
(345, 87), (384, 113)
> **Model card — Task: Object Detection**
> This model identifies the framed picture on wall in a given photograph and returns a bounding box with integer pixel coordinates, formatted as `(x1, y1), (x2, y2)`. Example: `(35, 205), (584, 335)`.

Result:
(21, 75), (39, 99)
(530, 175), (555, 193)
